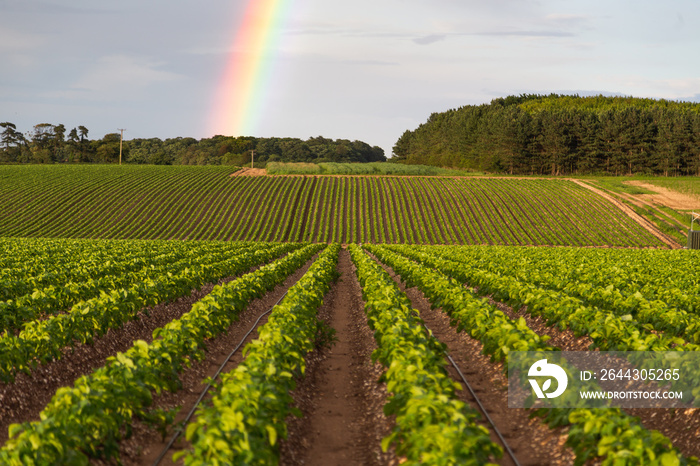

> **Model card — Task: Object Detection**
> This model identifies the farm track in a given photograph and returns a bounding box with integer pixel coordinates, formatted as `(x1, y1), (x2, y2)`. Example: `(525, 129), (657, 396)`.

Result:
(571, 179), (680, 248)
(373, 253), (576, 466)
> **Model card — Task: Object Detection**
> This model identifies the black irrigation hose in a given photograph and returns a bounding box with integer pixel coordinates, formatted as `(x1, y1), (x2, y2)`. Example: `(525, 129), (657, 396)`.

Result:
(420, 320), (522, 466)
(151, 290), (289, 466)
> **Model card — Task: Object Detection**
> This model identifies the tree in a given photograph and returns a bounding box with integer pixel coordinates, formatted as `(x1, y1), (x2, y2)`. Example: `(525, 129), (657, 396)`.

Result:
(0, 122), (22, 162)
(94, 133), (122, 163)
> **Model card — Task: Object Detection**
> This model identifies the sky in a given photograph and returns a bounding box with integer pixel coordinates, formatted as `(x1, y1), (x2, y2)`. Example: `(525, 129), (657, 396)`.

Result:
(2, 0), (700, 157)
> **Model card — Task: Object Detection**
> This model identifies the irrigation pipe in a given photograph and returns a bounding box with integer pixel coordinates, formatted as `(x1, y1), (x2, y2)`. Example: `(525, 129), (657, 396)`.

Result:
(365, 249), (520, 465)
(151, 289), (289, 466)
(419, 319), (521, 466)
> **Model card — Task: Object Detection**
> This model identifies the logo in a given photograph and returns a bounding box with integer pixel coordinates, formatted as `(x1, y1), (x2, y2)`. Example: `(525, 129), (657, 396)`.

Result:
(528, 359), (568, 399)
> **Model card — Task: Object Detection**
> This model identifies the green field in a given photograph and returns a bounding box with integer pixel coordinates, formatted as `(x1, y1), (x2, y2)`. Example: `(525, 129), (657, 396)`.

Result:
(0, 165), (663, 247)
(1, 238), (698, 464)
(265, 161), (479, 176)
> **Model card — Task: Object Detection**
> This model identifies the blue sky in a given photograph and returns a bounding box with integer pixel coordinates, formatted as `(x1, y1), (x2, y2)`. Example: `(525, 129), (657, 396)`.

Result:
(1, 0), (699, 157)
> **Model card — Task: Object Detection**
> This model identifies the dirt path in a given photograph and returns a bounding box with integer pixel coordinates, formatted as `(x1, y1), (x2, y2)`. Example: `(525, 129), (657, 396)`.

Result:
(570, 179), (681, 248)
(625, 181), (700, 210)
(230, 167), (267, 176)
(280, 248), (397, 466)
(611, 189), (688, 231)
(372, 255), (575, 465)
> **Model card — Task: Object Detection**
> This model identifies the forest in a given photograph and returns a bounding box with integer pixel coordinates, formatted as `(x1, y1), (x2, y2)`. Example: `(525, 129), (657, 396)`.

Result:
(0, 123), (385, 165)
(392, 94), (700, 176)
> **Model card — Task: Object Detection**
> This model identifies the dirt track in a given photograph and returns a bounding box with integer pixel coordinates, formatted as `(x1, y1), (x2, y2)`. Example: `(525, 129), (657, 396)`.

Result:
(625, 181), (700, 210)
(570, 179), (681, 249)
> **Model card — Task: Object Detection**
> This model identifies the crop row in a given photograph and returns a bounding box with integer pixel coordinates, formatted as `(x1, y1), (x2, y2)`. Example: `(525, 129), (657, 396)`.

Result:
(0, 242), (258, 332)
(349, 244), (504, 464)
(0, 166), (664, 246)
(0, 242), (302, 382)
(420, 245), (700, 342)
(0, 243), (323, 463)
(370, 245), (694, 465)
(181, 244), (339, 464)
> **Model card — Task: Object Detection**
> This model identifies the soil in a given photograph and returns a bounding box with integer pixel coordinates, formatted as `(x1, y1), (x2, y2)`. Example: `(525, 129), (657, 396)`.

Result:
(0, 279), (232, 446)
(230, 167), (267, 177)
(625, 181), (700, 210)
(280, 248), (397, 466)
(609, 189), (688, 231)
(479, 287), (700, 461)
(87, 248), (398, 466)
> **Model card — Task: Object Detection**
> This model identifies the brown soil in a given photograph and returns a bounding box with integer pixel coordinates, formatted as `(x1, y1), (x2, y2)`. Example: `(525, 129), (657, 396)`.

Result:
(571, 179), (681, 248)
(88, 249), (398, 465)
(230, 167), (267, 177)
(625, 181), (700, 210)
(280, 248), (397, 466)
(372, 256), (575, 465)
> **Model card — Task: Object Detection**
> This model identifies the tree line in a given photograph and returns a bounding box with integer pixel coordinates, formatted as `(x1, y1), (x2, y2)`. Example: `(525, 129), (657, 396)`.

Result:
(0, 123), (385, 165)
(392, 94), (700, 176)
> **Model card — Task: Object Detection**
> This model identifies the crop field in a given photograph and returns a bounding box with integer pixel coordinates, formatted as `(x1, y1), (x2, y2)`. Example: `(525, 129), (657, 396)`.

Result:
(1, 237), (699, 465)
(0, 165), (664, 247)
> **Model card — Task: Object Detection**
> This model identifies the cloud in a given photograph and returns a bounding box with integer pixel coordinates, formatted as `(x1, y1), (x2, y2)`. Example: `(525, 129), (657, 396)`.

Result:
(413, 34), (446, 45)
(71, 55), (183, 93)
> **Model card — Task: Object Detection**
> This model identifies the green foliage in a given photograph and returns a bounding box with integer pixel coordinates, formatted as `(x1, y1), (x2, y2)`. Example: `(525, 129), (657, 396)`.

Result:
(0, 167), (664, 247)
(395, 94), (700, 175)
(349, 245), (503, 465)
(266, 161), (478, 176)
(0, 243), (322, 464)
(380, 244), (698, 465)
(0, 242), (303, 383)
(181, 244), (339, 465)
(0, 124), (385, 165)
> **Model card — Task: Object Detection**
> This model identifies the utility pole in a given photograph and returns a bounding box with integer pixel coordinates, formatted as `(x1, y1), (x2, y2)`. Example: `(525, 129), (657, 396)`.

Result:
(118, 128), (126, 165)
(251, 149), (255, 169)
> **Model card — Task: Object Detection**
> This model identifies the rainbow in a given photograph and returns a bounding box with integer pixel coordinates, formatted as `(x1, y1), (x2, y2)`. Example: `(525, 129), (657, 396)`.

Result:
(210, 0), (291, 137)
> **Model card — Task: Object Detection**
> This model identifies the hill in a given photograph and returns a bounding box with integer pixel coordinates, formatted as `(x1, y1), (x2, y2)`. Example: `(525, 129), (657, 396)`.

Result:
(393, 94), (700, 176)
(0, 165), (664, 247)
